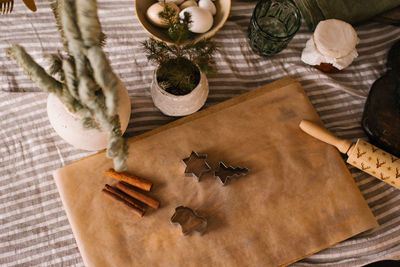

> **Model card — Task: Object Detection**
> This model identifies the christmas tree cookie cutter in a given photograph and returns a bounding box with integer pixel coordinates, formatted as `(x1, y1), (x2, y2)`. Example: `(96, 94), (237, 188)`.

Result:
(214, 162), (249, 185)
(170, 206), (207, 235)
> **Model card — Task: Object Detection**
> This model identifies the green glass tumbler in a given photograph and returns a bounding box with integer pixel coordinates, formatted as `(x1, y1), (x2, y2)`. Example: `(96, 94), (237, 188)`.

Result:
(248, 0), (301, 57)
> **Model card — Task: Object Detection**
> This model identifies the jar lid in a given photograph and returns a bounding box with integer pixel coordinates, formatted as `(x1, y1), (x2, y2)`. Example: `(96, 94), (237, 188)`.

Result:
(313, 19), (359, 58)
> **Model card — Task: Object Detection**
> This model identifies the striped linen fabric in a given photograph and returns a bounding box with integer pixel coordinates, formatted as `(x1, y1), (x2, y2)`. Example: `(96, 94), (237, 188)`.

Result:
(1, 0), (400, 266)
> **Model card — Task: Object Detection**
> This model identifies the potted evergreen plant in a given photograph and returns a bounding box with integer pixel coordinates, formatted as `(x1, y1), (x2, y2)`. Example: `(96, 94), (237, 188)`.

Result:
(142, 7), (217, 116)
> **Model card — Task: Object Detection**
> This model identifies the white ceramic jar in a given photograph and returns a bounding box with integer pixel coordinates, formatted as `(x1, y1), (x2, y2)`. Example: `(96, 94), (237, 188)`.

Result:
(47, 79), (131, 151)
(150, 65), (209, 117)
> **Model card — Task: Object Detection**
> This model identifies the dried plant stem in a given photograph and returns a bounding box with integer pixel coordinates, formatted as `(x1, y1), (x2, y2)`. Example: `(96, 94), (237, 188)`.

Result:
(62, 58), (78, 99)
(76, 0), (102, 47)
(86, 47), (119, 116)
(6, 45), (63, 95)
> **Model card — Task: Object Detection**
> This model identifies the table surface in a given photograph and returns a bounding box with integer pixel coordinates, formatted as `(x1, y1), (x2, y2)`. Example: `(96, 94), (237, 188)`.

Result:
(1, 1), (400, 266)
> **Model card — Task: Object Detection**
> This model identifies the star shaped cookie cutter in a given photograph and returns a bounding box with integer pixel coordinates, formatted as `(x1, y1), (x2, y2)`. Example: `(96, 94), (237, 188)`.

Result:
(214, 162), (249, 185)
(182, 151), (211, 181)
(170, 206), (207, 235)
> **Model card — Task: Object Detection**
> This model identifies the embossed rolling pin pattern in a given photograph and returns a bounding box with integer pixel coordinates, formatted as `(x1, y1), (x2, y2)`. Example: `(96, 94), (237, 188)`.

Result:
(300, 120), (400, 190)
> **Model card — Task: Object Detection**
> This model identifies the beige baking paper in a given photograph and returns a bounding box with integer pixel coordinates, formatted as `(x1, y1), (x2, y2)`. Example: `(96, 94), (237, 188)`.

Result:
(54, 77), (378, 267)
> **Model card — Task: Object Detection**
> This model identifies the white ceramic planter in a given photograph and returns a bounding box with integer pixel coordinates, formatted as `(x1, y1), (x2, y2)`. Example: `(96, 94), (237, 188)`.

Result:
(47, 79), (131, 151)
(150, 66), (209, 117)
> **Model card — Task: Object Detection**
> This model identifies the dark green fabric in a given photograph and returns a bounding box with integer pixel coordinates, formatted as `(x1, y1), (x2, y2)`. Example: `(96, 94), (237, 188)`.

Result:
(293, 0), (400, 30)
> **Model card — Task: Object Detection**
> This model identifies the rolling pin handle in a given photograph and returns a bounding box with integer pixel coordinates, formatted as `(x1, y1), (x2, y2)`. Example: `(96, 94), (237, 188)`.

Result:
(299, 120), (353, 155)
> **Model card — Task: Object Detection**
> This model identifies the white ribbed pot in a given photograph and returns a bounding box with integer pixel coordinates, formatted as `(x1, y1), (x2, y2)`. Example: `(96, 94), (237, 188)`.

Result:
(47, 79), (131, 151)
(150, 65), (209, 117)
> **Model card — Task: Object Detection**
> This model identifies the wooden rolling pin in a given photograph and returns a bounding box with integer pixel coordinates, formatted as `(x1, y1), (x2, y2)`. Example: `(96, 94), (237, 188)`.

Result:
(300, 120), (400, 189)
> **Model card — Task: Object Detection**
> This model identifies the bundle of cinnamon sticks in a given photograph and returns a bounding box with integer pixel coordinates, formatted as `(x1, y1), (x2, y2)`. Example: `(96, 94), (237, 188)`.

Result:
(102, 168), (160, 217)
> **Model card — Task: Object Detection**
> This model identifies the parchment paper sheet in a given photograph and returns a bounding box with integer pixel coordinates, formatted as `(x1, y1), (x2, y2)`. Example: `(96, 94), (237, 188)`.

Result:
(54, 78), (378, 267)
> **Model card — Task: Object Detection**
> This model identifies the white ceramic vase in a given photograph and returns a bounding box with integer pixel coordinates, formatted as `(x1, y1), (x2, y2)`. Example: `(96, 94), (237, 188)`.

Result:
(150, 66), (209, 117)
(47, 80), (131, 151)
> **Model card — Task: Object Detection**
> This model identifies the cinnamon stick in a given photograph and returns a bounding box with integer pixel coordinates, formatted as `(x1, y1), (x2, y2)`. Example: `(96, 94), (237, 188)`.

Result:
(104, 168), (152, 191)
(116, 182), (160, 209)
(104, 184), (146, 211)
(102, 184), (146, 217)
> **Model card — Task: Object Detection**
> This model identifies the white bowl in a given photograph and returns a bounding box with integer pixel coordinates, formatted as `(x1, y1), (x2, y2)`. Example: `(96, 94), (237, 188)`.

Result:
(135, 0), (231, 44)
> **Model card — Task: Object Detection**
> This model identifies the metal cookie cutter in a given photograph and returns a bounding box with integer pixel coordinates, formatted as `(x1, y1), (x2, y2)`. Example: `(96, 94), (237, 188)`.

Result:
(214, 162), (249, 185)
(171, 206), (207, 235)
(182, 151), (211, 181)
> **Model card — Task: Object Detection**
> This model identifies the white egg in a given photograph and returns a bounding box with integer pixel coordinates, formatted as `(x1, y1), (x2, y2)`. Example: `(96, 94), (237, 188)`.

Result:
(146, 2), (180, 28)
(180, 7), (213, 33)
(179, 0), (197, 10)
(159, 0), (185, 5)
(198, 0), (216, 16)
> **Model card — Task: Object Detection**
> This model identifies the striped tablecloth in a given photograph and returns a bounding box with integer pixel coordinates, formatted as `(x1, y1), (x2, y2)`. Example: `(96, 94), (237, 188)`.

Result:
(1, 1), (400, 266)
